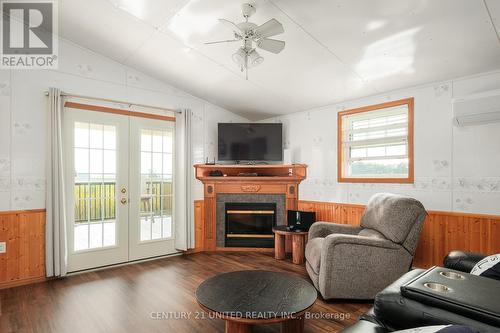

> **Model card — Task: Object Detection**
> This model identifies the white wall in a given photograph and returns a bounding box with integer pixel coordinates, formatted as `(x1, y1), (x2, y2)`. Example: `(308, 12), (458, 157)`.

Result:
(0, 38), (246, 211)
(263, 71), (500, 215)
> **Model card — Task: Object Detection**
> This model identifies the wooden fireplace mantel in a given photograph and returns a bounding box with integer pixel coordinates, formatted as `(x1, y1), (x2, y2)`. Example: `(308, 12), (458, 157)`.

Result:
(194, 164), (308, 251)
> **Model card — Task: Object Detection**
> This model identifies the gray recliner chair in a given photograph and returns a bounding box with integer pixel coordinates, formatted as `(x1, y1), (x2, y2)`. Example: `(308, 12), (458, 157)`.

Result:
(305, 193), (427, 300)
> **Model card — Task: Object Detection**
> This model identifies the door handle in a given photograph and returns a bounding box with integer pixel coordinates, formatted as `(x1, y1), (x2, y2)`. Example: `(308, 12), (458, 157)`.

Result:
(121, 187), (127, 194)
(120, 198), (127, 205)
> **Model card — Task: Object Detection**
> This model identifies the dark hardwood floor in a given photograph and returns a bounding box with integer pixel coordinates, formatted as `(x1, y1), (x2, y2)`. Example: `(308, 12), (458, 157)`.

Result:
(0, 252), (371, 333)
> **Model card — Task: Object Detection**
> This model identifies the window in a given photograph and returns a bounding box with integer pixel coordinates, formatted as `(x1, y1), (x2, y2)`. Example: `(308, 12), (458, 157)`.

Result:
(337, 98), (414, 183)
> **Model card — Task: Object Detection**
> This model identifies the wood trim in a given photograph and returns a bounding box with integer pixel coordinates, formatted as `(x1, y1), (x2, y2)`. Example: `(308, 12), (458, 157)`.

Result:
(0, 208), (46, 215)
(337, 97), (414, 184)
(64, 101), (176, 122)
(57, 91), (176, 113)
(193, 164), (307, 169)
(297, 200), (500, 268)
(214, 247), (274, 253)
(192, 200), (205, 253)
(298, 200), (500, 220)
(194, 164), (307, 180)
(226, 210), (275, 214)
(226, 234), (274, 239)
(273, 229), (308, 236)
(426, 210), (500, 219)
(337, 177), (414, 184)
(216, 183), (287, 194)
(337, 110), (342, 182)
(298, 200), (365, 209)
(0, 276), (48, 290)
(408, 97), (415, 183)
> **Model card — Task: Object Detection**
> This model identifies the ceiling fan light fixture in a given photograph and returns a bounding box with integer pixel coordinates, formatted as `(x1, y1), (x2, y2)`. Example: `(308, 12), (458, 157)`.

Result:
(248, 49), (264, 67)
(232, 47), (246, 66)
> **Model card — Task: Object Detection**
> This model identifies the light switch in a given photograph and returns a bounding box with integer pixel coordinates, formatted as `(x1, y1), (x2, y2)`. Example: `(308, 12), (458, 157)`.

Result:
(0, 242), (6, 253)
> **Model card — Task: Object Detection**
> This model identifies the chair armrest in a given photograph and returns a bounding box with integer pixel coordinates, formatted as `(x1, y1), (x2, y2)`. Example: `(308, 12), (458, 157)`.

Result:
(318, 234), (411, 299)
(323, 233), (401, 252)
(443, 251), (486, 273)
(308, 222), (362, 239)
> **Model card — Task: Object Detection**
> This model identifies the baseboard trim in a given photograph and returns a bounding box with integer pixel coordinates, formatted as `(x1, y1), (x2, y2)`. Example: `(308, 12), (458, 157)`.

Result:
(0, 276), (49, 290)
(0, 208), (46, 215)
(66, 252), (183, 276)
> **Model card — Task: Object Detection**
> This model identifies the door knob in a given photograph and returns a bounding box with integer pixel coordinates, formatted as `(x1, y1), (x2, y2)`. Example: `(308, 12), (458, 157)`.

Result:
(121, 187), (127, 194)
(120, 198), (127, 205)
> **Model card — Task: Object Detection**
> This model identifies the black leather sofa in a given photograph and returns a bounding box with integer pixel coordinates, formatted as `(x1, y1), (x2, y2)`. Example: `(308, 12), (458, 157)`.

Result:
(443, 251), (487, 273)
(341, 252), (499, 333)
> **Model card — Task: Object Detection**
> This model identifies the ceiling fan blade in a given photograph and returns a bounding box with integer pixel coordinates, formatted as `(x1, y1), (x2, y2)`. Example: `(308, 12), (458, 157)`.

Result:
(218, 18), (242, 33)
(205, 39), (241, 45)
(253, 18), (284, 38)
(257, 38), (285, 54)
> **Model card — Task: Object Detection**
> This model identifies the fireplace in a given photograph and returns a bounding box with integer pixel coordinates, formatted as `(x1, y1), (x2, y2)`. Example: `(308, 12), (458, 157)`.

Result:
(195, 164), (307, 251)
(225, 203), (276, 248)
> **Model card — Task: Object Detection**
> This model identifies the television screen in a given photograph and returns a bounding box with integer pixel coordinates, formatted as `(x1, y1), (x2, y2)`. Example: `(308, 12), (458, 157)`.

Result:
(218, 123), (283, 162)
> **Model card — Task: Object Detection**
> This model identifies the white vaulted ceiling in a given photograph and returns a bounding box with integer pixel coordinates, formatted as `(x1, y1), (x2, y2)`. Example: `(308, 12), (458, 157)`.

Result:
(59, 0), (500, 120)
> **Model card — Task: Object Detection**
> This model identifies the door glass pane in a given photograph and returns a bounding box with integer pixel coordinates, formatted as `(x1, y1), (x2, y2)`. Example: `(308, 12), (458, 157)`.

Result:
(152, 131), (163, 152)
(89, 124), (104, 149)
(74, 148), (89, 174)
(139, 128), (174, 242)
(162, 216), (172, 238)
(74, 123), (89, 148)
(152, 153), (162, 175)
(89, 149), (103, 173)
(73, 122), (117, 251)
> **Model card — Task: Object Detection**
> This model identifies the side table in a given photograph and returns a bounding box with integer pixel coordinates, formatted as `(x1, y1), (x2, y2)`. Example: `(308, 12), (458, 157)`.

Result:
(273, 226), (308, 264)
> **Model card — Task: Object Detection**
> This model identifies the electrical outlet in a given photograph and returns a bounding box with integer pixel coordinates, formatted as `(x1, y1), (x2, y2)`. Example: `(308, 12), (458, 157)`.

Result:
(0, 242), (6, 253)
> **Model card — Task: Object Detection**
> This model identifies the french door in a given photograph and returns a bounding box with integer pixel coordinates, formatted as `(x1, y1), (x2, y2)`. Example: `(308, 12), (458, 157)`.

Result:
(129, 117), (175, 261)
(64, 107), (176, 272)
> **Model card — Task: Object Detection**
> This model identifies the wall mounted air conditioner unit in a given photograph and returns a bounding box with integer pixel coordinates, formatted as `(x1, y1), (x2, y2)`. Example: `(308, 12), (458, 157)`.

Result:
(452, 89), (500, 127)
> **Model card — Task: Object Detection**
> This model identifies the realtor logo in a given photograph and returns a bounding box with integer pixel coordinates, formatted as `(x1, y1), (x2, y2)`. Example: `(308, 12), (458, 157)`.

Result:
(1, 0), (58, 69)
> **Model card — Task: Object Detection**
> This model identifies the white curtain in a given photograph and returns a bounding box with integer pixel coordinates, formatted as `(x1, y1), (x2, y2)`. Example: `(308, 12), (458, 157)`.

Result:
(46, 87), (68, 277)
(174, 109), (194, 250)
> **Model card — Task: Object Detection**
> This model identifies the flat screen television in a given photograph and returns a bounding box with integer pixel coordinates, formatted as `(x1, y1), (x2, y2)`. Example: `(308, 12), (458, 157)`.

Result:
(218, 123), (283, 162)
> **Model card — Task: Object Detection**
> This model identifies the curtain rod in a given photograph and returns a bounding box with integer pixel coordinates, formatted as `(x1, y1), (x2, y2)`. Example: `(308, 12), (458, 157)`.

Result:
(44, 90), (181, 114)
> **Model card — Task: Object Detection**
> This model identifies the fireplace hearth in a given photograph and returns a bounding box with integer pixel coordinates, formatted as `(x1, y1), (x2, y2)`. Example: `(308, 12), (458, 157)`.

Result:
(225, 203), (276, 248)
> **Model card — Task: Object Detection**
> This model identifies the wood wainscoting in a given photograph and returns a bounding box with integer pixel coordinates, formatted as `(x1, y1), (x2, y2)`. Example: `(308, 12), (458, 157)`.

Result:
(2, 202), (499, 289)
(0, 209), (46, 289)
(192, 200), (205, 253)
(297, 201), (500, 268)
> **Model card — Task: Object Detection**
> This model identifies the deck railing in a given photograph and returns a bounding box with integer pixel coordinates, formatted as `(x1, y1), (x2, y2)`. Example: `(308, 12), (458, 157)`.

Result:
(74, 181), (172, 222)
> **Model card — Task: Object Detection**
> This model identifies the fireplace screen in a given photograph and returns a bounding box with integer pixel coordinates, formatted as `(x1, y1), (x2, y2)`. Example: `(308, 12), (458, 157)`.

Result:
(225, 203), (276, 248)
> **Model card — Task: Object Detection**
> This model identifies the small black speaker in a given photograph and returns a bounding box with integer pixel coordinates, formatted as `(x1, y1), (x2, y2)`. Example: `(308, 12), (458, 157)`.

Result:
(287, 210), (316, 232)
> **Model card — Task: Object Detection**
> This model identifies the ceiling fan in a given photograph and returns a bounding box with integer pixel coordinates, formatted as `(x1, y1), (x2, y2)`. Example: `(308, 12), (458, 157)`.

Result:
(205, 3), (285, 79)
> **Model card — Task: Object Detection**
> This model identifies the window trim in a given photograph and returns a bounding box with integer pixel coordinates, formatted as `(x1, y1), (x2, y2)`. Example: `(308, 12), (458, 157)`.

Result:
(337, 97), (414, 184)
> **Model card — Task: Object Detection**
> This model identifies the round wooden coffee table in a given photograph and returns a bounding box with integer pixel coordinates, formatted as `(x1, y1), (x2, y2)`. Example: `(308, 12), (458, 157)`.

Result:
(196, 270), (317, 333)
(273, 226), (309, 264)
